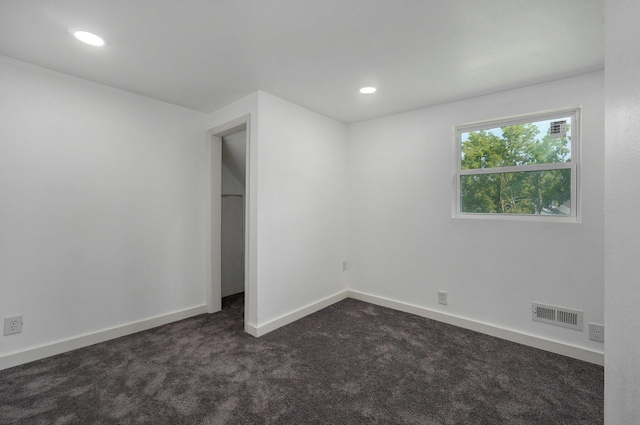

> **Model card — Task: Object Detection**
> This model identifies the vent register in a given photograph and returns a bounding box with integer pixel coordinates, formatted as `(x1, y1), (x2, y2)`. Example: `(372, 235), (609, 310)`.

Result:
(532, 303), (583, 330)
(549, 120), (567, 139)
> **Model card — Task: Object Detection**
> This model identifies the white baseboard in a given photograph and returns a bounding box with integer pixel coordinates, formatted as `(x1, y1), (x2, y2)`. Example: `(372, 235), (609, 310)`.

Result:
(2, 290), (604, 370)
(0, 305), (208, 371)
(347, 290), (604, 366)
(245, 290), (349, 337)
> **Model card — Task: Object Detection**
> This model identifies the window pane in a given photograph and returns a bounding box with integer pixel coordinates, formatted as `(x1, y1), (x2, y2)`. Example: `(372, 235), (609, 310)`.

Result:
(460, 169), (571, 215)
(461, 117), (572, 170)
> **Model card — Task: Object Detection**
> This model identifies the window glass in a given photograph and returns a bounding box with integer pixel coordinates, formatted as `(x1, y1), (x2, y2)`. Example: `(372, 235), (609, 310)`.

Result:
(461, 117), (572, 170)
(460, 169), (571, 215)
(455, 110), (578, 220)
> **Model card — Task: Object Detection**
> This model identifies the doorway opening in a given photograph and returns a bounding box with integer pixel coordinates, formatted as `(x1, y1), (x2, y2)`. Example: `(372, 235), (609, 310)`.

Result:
(208, 117), (250, 332)
(221, 129), (246, 315)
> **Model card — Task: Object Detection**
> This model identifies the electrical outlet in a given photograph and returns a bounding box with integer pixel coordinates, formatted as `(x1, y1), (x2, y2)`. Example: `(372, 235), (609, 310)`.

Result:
(438, 291), (448, 305)
(4, 315), (23, 336)
(342, 260), (348, 272)
(589, 322), (604, 343)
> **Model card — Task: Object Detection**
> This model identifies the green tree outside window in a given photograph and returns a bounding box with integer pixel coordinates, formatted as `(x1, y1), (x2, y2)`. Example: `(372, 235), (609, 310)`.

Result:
(459, 116), (573, 216)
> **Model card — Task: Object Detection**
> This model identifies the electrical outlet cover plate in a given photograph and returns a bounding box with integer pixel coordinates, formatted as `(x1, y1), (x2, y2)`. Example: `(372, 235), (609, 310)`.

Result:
(4, 316), (23, 335)
(438, 291), (447, 305)
(589, 322), (604, 343)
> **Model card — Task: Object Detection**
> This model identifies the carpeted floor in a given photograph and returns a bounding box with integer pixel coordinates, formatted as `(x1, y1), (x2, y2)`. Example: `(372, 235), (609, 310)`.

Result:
(0, 294), (603, 424)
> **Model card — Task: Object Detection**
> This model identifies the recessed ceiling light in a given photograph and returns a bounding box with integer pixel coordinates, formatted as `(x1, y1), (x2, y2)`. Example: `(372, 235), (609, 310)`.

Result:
(69, 27), (106, 47)
(359, 87), (377, 94)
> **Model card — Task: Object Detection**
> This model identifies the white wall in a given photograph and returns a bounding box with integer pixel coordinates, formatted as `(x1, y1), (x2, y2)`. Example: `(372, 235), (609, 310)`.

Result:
(604, 0), (640, 422)
(347, 72), (604, 354)
(221, 195), (245, 297)
(205, 91), (349, 330)
(255, 92), (348, 324)
(0, 56), (209, 361)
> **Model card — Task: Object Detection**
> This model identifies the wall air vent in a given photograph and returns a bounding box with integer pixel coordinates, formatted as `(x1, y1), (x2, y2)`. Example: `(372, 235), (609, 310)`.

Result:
(549, 120), (567, 139)
(532, 302), (583, 330)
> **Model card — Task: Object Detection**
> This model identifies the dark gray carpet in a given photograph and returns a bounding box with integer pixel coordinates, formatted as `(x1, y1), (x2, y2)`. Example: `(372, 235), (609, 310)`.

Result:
(0, 294), (603, 424)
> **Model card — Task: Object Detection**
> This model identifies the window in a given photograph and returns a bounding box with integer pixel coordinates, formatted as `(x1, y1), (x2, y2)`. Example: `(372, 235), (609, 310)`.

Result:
(454, 109), (579, 221)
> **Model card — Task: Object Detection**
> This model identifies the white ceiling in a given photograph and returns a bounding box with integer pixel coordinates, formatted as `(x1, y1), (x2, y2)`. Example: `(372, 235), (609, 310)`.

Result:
(0, 0), (604, 124)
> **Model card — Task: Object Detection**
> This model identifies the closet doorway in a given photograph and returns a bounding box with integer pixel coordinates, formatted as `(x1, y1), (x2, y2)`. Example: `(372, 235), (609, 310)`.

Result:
(221, 128), (246, 310)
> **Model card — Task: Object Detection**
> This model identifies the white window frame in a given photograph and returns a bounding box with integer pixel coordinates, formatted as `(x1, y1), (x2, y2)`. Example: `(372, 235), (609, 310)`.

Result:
(453, 108), (580, 222)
